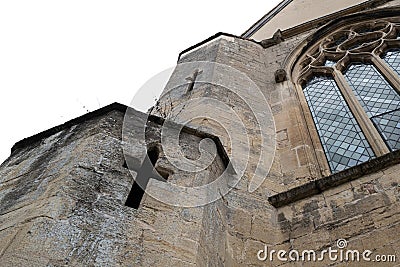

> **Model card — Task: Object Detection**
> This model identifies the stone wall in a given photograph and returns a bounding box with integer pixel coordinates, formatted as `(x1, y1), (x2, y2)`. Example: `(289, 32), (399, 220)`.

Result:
(0, 105), (228, 266)
(151, 3), (400, 266)
(0, 1), (400, 266)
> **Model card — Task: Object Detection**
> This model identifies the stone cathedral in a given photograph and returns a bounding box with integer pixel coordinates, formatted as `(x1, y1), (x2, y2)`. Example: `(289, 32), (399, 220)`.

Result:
(1, 0), (400, 266)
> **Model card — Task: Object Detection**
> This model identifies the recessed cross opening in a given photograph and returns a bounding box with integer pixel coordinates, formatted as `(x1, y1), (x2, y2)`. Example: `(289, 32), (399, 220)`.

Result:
(186, 69), (202, 93)
(123, 145), (170, 209)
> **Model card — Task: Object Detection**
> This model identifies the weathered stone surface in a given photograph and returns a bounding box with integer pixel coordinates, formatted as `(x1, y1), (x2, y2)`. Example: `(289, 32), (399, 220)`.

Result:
(0, 106), (228, 266)
(1, 2), (400, 266)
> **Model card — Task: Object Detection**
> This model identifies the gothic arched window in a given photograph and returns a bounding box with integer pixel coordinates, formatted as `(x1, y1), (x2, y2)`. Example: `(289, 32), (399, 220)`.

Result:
(296, 19), (400, 174)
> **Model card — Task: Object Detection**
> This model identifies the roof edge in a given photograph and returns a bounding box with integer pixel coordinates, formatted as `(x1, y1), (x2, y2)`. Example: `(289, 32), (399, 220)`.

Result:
(178, 32), (260, 61)
(11, 102), (128, 155)
(242, 0), (391, 40)
(280, 0), (393, 40)
(241, 0), (293, 38)
(9, 103), (232, 171)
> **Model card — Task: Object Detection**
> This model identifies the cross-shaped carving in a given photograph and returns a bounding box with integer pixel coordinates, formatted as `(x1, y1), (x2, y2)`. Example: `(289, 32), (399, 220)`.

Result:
(185, 69), (203, 93)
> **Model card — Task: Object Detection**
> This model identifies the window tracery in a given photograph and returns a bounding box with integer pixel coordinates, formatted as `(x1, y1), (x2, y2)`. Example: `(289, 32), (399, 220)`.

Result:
(296, 18), (400, 173)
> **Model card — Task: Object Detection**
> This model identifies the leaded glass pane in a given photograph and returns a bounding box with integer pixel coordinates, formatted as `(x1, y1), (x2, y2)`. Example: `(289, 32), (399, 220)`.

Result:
(303, 76), (375, 173)
(382, 49), (400, 77)
(344, 63), (400, 150)
(324, 60), (336, 67)
(344, 63), (400, 117)
(372, 109), (400, 151)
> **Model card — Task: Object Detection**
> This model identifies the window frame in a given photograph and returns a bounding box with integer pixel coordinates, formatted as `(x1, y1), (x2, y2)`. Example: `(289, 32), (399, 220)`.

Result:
(293, 18), (400, 175)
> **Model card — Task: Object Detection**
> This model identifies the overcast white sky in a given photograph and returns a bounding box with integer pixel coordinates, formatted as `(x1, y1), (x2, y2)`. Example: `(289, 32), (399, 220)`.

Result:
(0, 1), (281, 164)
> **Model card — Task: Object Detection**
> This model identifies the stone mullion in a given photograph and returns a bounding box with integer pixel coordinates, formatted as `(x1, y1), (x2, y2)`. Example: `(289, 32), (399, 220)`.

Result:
(294, 83), (332, 176)
(332, 69), (390, 157)
(371, 54), (400, 94)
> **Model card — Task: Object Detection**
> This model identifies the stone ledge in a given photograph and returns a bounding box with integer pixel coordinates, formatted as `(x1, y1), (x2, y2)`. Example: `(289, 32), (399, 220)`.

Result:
(268, 149), (400, 208)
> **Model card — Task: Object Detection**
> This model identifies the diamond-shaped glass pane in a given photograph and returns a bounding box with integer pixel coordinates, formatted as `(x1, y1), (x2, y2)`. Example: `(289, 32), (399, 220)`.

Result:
(344, 63), (400, 117)
(303, 76), (375, 173)
(324, 60), (336, 67)
(372, 109), (400, 151)
(382, 49), (400, 77)
(344, 63), (400, 151)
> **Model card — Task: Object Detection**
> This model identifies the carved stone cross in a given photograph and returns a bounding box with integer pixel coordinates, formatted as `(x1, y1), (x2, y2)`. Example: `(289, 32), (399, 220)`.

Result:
(185, 69), (203, 93)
